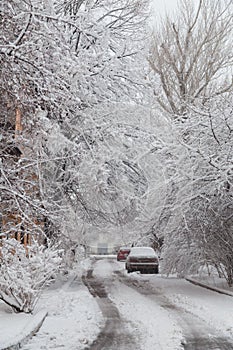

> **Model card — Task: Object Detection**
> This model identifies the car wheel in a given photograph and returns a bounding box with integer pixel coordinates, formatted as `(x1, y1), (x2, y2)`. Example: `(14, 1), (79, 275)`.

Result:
(154, 267), (159, 274)
(127, 269), (132, 273)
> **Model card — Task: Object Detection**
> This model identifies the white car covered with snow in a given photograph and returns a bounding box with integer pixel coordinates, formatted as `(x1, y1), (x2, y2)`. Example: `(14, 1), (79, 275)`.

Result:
(125, 246), (159, 274)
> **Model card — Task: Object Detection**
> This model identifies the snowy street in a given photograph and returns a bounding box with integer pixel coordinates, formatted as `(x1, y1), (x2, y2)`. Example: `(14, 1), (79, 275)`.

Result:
(19, 256), (233, 350)
(1, 2), (233, 350)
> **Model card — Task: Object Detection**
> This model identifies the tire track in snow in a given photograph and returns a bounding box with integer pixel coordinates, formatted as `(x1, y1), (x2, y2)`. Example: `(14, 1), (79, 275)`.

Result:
(82, 268), (140, 350)
(114, 269), (233, 350)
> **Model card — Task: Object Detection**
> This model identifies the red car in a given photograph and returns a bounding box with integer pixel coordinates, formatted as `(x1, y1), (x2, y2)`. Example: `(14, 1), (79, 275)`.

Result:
(117, 247), (131, 261)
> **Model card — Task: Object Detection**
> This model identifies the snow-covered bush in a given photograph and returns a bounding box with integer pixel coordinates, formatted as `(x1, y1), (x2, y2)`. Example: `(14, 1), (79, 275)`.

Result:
(0, 238), (63, 313)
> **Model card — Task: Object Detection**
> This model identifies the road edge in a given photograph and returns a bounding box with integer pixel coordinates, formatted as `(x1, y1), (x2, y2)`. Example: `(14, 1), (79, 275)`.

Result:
(185, 277), (233, 297)
(0, 310), (48, 350)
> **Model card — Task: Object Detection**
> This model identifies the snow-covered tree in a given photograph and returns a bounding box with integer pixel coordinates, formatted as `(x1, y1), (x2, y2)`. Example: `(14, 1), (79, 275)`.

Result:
(149, 0), (233, 115)
(160, 93), (233, 285)
(33, 0), (152, 243)
(146, 0), (233, 282)
(0, 0), (150, 242)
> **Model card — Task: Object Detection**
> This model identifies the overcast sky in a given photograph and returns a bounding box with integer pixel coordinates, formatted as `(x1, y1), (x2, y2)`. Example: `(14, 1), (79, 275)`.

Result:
(152, 0), (179, 17)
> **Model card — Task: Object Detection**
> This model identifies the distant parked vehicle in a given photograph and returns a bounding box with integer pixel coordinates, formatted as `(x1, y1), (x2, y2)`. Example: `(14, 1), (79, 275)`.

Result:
(125, 247), (159, 274)
(117, 247), (131, 261)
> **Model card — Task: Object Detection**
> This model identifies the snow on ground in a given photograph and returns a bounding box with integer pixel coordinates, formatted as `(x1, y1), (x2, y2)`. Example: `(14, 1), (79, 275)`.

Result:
(94, 258), (233, 348)
(158, 275), (233, 337)
(109, 279), (183, 350)
(0, 303), (41, 350)
(22, 282), (103, 349)
(93, 258), (183, 350)
(124, 268), (233, 339)
(1, 256), (233, 350)
(0, 259), (104, 350)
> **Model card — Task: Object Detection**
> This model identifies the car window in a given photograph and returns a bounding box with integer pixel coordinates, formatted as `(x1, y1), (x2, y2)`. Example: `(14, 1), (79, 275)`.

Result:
(129, 247), (157, 257)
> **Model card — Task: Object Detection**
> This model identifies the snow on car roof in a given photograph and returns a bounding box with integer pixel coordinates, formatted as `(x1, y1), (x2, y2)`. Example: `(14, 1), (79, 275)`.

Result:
(129, 247), (157, 257)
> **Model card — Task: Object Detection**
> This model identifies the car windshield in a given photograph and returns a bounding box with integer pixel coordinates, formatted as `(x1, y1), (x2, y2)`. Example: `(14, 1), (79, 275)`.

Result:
(129, 247), (157, 257)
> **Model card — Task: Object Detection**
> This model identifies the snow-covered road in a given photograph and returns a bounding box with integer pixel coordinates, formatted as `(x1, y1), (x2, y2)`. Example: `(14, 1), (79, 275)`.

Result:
(21, 256), (233, 350)
(87, 257), (233, 350)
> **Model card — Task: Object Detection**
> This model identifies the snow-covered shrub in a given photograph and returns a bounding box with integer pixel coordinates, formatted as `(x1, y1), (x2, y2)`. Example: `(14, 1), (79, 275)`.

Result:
(0, 238), (63, 313)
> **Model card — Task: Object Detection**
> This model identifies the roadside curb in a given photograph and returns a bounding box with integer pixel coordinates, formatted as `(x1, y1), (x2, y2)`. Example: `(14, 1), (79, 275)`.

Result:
(185, 277), (233, 297)
(0, 309), (48, 350)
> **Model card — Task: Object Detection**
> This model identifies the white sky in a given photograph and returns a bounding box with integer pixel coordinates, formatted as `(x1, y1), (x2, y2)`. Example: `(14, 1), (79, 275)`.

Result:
(152, 0), (179, 17)
(149, 0), (180, 27)
(151, 0), (200, 18)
